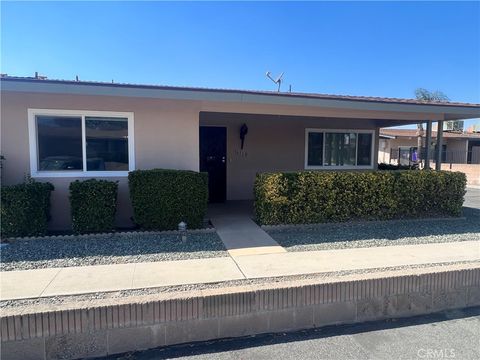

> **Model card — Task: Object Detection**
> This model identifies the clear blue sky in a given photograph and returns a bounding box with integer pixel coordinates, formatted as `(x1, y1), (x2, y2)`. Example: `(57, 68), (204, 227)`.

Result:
(1, 1), (479, 127)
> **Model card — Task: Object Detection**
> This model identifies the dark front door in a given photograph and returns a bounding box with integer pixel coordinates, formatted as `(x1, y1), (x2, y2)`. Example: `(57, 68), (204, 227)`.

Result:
(199, 126), (226, 203)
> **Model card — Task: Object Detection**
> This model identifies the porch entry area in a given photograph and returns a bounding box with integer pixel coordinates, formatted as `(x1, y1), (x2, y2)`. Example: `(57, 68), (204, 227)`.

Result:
(200, 124), (285, 256)
(198, 111), (411, 255)
(207, 200), (286, 257)
(199, 111), (385, 203)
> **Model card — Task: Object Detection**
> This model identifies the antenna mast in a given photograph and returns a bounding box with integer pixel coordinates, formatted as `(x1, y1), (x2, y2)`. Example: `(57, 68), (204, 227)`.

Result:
(266, 71), (284, 92)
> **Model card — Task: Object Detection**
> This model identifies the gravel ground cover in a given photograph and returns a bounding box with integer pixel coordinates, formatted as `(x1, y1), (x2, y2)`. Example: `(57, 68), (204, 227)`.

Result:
(1, 260), (477, 311)
(0, 230), (227, 271)
(266, 207), (480, 252)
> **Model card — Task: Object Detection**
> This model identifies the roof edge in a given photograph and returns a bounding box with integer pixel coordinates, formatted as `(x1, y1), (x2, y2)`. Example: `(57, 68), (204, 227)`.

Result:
(2, 76), (479, 109)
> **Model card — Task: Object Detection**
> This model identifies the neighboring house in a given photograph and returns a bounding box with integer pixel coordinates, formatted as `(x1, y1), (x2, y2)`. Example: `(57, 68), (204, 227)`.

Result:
(1, 75), (479, 230)
(379, 128), (480, 165)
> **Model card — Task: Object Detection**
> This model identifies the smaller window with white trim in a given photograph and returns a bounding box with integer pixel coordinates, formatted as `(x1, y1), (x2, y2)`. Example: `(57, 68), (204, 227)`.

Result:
(305, 129), (374, 169)
(29, 110), (134, 177)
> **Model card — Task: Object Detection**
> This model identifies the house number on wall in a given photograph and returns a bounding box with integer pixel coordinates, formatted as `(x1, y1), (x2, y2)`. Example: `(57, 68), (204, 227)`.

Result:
(235, 149), (248, 158)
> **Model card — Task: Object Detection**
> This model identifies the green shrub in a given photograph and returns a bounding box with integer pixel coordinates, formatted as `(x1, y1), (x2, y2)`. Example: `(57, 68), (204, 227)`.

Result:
(69, 179), (118, 234)
(128, 169), (208, 230)
(1, 180), (54, 237)
(254, 170), (466, 225)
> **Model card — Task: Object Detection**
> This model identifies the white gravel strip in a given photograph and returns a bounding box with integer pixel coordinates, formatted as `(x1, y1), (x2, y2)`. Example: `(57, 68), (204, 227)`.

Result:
(0, 231), (227, 271)
(266, 208), (480, 252)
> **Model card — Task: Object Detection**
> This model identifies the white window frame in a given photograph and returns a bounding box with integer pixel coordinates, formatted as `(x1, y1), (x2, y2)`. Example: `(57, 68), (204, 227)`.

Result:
(304, 128), (375, 170)
(28, 108), (135, 177)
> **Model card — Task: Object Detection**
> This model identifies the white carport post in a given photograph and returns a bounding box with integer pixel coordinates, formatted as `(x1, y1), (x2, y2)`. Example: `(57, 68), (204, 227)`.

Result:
(435, 121), (444, 171)
(424, 121), (433, 169)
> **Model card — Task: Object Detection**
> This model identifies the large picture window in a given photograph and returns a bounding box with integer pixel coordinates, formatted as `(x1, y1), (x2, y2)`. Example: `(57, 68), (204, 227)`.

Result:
(37, 116), (83, 171)
(305, 129), (375, 169)
(29, 109), (134, 177)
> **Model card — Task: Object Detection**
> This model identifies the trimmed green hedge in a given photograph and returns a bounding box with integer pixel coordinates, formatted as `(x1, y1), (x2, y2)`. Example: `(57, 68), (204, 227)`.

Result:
(128, 169), (208, 230)
(254, 170), (466, 225)
(1, 180), (54, 238)
(69, 179), (118, 234)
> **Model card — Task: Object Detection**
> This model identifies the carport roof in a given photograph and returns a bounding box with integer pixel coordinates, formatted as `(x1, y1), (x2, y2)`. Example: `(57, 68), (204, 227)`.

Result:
(380, 128), (480, 139)
(2, 75), (480, 120)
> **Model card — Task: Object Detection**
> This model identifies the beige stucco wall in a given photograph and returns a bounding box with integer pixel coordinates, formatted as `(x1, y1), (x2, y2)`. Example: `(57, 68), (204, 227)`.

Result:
(1, 90), (410, 230)
(1, 92), (200, 229)
(200, 113), (378, 200)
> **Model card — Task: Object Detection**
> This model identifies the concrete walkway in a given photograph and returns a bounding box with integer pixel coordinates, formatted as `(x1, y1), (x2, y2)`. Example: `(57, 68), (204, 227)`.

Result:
(234, 240), (480, 278)
(1, 257), (244, 301)
(1, 240), (478, 301)
(208, 201), (286, 257)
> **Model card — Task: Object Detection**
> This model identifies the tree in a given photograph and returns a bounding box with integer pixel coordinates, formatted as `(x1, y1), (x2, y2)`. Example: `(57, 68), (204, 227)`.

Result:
(415, 88), (449, 102)
(414, 89), (449, 164)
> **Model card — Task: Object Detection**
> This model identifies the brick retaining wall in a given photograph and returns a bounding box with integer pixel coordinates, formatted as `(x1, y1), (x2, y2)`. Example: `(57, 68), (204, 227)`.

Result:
(1, 266), (479, 360)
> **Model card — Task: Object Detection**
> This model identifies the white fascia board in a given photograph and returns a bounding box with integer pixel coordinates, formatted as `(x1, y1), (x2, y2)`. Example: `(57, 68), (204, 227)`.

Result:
(2, 80), (480, 118)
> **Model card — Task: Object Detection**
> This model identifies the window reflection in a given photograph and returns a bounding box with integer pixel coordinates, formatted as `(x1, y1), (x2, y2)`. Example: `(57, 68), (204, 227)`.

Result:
(307, 132), (323, 166)
(357, 133), (373, 166)
(324, 133), (357, 166)
(306, 130), (373, 168)
(85, 117), (129, 171)
(37, 116), (83, 171)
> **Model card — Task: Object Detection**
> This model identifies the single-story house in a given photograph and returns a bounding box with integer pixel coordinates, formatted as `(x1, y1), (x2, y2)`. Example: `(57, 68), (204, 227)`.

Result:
(379, 128), (480, 165)
(1, 75), (480, 230)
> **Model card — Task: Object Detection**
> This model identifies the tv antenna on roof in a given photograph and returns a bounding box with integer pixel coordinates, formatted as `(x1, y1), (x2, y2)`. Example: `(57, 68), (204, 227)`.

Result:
(266, 71), (284, 92)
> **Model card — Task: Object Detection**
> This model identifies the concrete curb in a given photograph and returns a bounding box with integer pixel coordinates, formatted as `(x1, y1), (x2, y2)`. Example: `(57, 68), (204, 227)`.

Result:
(1, 265), (479, 359)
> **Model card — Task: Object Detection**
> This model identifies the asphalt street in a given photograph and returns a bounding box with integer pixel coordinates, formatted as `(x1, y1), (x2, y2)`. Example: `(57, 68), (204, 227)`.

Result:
(105, 307), (480, 360)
